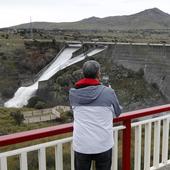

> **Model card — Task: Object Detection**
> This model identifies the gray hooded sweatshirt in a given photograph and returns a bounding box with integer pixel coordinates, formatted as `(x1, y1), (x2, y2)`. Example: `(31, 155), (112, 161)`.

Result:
(69, 85), (121, 154)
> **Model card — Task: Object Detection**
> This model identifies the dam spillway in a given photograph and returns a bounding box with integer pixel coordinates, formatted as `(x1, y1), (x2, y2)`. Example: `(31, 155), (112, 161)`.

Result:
(4, 47), (79, 108)
(4, 45), (105, 108)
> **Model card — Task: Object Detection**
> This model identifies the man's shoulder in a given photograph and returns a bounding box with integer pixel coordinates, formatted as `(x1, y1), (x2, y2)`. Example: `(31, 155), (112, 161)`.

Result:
(98, 85), (117, 101)
(101, 85), (115, 94)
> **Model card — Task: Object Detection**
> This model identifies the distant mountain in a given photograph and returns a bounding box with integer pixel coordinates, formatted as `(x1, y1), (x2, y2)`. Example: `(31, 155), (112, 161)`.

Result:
(9, 8), (170, 30)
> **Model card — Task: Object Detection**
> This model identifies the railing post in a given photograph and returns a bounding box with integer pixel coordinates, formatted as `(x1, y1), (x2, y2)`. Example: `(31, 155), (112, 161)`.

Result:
(122, 119), (131, 170)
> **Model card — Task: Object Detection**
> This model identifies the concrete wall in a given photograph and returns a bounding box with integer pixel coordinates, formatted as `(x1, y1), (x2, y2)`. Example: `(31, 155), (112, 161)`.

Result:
(105, 44), (170, 100)
(23, 106), (70, 123)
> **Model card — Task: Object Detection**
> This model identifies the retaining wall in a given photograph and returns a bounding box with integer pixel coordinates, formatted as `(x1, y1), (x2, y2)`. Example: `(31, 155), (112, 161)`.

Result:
(22, 106), (70, 123)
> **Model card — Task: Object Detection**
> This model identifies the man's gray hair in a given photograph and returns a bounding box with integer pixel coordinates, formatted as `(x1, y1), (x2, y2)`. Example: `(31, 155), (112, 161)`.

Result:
(83, 60), (100, 78)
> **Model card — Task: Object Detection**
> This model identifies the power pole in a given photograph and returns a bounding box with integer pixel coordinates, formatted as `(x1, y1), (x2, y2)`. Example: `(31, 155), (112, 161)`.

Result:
(30, 16), (33, 39)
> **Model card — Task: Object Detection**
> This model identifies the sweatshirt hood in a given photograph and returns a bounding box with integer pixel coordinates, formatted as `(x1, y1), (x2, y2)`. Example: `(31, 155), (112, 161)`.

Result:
(69, 85), (105, 104)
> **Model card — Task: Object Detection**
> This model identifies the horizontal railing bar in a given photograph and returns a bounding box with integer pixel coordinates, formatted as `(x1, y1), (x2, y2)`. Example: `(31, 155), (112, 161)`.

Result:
(0, 137), (72, 158)
(132, 113), (170, 127)
(113, 104), (170, 123)
(0, 125), (125, 158)
(66, 40), (170, 47)
(0, 123), (73, 147)
(0, 104), (170, 147)
(113, 125), (125, 131)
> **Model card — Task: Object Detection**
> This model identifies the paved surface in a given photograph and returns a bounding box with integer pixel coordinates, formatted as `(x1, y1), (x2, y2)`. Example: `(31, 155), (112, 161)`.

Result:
(157, 164), (170, 170)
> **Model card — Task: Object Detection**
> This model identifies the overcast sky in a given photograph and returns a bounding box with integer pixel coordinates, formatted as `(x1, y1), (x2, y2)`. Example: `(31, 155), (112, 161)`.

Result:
(0, 0), (170, 28)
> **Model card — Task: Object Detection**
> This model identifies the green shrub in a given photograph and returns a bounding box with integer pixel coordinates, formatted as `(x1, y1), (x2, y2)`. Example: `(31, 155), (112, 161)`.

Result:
(27, 96), (39, 107)
(60, 111), (73, 123)
(151, 82), (159, 90)
(34, 101), (46, 109)
(27, 96), (46, 109)
(10, 110), (24, 125)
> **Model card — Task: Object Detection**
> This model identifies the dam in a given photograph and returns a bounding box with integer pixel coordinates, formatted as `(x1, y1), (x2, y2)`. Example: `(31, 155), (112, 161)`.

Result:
(3, 41), (170, 107)
(36, 41), (170, 106)
(104, 42), (170, 100)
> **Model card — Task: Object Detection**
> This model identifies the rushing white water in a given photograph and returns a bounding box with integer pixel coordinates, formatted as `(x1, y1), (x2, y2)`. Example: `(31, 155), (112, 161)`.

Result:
(4, 48), (78, 108)
(4, 47), (105, 108)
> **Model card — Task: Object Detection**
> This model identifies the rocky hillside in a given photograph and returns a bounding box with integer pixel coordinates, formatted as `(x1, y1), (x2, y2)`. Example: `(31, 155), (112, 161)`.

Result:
(9, 8), (170, 30)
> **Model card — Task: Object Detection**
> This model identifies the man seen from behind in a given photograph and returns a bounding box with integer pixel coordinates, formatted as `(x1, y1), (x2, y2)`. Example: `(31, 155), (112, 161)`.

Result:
(69, 60), (122, 170)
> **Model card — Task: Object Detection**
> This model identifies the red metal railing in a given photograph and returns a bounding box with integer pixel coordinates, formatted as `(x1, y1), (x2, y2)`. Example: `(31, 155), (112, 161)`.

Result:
(1, 104), (170, 170)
